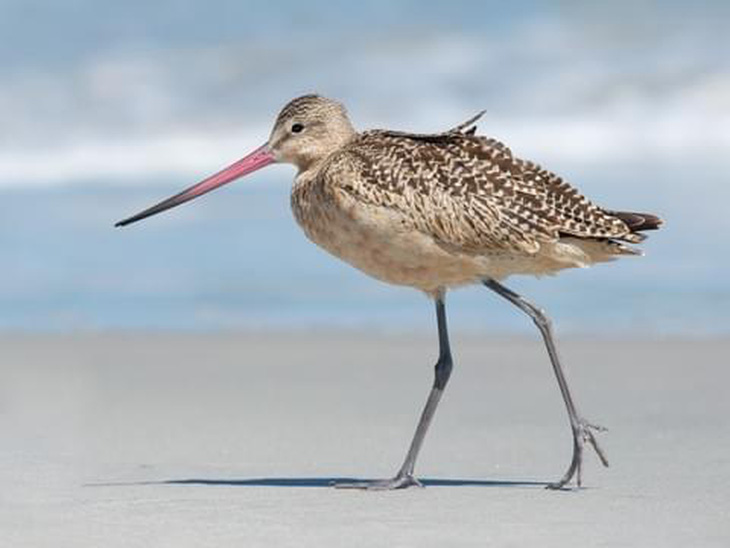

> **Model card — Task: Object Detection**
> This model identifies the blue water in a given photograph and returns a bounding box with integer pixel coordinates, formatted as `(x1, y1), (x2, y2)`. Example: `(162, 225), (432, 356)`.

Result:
(1, 159), (727, 335)
(1, 0), (728, 334)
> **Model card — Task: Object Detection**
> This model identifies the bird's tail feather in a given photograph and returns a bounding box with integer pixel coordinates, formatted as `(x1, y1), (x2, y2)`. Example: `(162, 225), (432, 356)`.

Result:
(608, 210), (663, 233)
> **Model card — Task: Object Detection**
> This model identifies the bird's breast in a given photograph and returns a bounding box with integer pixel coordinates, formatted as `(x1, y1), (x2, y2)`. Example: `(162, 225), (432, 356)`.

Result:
(290, 178), (502, 294)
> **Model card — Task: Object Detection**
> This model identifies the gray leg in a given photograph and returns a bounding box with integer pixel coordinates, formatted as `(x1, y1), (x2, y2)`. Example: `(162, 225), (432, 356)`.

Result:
(483, 279), (609, 489)
(335, 294), (453, 490)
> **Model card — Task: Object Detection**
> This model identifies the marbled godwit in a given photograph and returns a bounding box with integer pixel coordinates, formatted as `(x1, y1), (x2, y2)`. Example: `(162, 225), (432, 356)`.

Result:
(116, 94), (662, 490)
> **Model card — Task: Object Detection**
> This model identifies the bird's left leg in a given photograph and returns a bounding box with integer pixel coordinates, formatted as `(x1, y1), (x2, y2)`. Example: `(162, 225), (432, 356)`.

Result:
(483, 279), (609, 489)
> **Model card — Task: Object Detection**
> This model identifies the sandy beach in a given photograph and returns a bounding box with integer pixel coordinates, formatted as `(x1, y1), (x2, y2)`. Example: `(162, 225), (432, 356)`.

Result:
(1, 332), (728, 546)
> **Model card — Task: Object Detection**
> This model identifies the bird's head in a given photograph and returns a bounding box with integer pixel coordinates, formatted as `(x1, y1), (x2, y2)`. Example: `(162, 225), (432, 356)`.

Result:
(268, 94), (355, 171)
(115, 94), (355, 228)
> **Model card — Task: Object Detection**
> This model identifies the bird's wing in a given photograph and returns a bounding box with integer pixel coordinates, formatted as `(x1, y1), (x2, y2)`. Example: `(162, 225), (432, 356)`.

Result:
(325, 130), (635, 255)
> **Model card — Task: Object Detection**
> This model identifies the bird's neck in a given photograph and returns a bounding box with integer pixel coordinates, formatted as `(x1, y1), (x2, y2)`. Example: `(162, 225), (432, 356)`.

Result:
(294, 159), (326, 189)
(295, 131), (358, 177)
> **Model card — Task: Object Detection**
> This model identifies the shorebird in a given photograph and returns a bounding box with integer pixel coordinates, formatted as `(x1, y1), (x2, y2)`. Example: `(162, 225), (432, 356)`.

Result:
(116, 94), (662, 490)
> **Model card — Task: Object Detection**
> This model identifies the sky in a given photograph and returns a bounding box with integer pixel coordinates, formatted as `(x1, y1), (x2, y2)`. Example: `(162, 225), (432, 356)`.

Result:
(0, 0), (728, 332)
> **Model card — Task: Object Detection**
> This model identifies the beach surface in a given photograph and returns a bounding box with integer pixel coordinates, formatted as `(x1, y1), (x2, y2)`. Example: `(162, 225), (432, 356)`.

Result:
(1, 332), (728, 547)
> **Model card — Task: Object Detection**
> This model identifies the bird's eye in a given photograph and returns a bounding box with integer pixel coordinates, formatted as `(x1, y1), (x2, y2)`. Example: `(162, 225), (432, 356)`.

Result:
(291, 123), (304, 134)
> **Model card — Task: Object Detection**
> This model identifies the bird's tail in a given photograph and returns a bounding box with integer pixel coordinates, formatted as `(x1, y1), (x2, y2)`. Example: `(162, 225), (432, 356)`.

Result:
(607, 210), (664, 241)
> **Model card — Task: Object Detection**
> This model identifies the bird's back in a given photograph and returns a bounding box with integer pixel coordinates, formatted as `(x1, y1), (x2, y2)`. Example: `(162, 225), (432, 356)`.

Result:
(320, 119), (660, 256)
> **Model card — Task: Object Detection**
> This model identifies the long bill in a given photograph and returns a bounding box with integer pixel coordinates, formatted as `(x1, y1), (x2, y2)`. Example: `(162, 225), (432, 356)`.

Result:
(115, 143), (275, 227)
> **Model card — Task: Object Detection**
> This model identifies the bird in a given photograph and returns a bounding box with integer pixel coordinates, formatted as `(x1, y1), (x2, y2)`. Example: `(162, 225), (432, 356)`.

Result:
(116, 94), (662, 490)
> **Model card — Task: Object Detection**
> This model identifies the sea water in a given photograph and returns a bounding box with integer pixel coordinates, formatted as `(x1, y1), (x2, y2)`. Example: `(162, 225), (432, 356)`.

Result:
(1, 1), (727, 334)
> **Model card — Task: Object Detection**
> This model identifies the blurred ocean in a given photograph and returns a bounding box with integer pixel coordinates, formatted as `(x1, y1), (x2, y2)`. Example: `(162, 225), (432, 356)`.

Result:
(1, 1), (728, 334)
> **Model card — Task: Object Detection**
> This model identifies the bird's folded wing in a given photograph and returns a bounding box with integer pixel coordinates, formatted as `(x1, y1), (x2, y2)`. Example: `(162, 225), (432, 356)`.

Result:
(326, 131), (634, 255)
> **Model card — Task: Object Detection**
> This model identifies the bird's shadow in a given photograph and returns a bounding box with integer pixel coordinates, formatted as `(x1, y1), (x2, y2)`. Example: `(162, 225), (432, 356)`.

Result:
(91, 476), (551, 489)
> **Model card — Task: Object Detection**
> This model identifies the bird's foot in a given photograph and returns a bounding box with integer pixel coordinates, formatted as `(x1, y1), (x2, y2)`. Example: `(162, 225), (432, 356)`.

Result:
(332, 472), (423, 491)
(547, 418), (609, 490)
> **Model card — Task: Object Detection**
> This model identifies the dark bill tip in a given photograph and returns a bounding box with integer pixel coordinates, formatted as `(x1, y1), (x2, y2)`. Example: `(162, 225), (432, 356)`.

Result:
(114, 143), (274, 228)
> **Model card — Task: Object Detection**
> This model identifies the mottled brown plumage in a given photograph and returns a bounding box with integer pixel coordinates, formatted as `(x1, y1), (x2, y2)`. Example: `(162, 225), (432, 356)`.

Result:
(280, 95), (661, 295)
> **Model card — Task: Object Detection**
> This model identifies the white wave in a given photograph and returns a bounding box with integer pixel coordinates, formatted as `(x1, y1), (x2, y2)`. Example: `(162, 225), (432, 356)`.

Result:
(0, 129), (270, 186)
(1, 23), (728, 187)
(1, 95), (727, 187)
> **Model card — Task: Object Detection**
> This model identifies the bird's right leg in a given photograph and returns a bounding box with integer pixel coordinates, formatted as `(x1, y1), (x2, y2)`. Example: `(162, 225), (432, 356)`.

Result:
(483, 279), (609, 489)
(334, 295), (453, 490)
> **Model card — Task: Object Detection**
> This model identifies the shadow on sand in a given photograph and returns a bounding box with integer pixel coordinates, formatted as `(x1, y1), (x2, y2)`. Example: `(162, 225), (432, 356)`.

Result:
(92, 477), (550, 488)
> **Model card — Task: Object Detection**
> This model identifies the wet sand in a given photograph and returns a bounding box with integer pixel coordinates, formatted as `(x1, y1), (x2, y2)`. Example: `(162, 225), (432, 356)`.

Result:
(1, 332), (728, 547)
